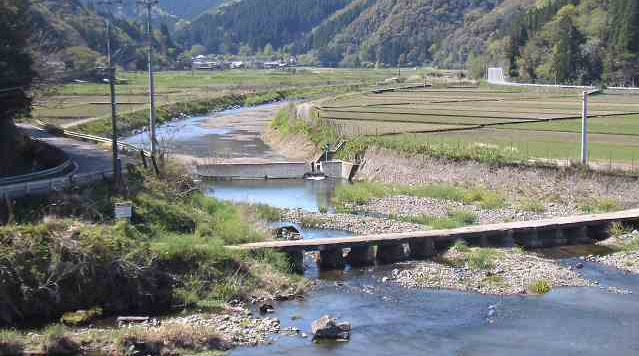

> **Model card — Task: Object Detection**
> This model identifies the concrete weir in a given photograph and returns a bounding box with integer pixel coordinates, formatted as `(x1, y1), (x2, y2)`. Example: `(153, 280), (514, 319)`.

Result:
(233, 209), (639, 273)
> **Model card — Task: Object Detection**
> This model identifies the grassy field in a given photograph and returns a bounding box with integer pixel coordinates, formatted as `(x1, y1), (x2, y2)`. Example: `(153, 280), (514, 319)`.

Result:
(322, 86), (639, 166)
(32, 68), (399, 127)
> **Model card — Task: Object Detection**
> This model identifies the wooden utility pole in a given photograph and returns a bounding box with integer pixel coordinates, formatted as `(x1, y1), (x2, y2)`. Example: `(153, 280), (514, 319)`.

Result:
(98, 0), (123, 188)
(138, 0), (159, 159)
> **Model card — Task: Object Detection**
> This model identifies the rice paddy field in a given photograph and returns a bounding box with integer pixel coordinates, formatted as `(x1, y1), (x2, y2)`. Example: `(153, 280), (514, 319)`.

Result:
(31, 68), (400, 127)
(320, 86), (639, 168)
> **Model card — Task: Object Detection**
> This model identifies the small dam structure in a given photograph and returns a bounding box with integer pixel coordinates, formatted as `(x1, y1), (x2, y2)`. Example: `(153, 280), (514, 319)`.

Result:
(233, 209), (639, 273)
(196, 160), (354, 180)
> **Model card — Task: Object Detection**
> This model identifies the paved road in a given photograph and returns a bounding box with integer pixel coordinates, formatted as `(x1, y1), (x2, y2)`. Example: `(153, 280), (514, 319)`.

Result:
(18, 124), (114, 175)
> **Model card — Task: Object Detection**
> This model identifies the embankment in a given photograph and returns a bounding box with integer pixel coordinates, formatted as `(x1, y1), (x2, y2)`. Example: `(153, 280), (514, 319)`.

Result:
(354, 148), (639, 209)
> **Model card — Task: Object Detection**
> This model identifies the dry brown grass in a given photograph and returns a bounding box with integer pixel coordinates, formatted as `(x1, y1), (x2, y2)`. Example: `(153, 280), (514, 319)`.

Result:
(121, 324), (231, 353)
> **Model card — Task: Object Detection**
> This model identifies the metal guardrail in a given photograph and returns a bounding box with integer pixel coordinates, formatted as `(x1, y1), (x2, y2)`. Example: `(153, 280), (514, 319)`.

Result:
(37, 122), (152, 158)
(0, 160), (74, 186)
(0, 166), (114, 200)
(0, 123), (154, 200)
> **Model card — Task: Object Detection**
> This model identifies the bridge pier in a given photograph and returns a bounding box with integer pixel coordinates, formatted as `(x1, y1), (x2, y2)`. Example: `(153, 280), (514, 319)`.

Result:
(286, 250), (304, 274)
(377, 243), (407, 264)
(498, 230), (516, 247)
(514, 229), (543, 248)
(318, 248), (345, 270)
(563, 226), (591, 244)
(588, 223), (611, 241)
(409, 239), (435, 259)
(345, 246), (376, 267)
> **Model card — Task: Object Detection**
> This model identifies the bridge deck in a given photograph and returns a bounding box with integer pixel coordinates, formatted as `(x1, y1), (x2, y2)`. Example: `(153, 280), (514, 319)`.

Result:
(234, 209), (639, 251)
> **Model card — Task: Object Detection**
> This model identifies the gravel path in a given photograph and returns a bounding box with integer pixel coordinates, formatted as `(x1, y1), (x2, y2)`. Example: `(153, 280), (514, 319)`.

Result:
(388, 248), (591, 295)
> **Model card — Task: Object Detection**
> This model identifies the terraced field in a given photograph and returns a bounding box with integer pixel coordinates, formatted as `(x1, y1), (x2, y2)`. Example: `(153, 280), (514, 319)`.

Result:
(321, 86), (639, 167)
(31, 68), (398, 127)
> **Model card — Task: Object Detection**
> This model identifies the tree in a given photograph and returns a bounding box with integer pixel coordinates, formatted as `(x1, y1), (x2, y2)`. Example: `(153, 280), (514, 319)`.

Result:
(0, 0), (37, 177)
(549, 5), (584, 84)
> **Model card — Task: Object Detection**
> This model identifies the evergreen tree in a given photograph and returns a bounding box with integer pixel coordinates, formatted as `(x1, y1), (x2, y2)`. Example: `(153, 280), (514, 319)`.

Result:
(0, 0), (37, 176)
(550, 5), (584, 84)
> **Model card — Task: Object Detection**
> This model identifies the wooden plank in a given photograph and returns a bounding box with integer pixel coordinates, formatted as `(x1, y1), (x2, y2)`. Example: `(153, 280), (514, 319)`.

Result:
(232, 209), (639, 251)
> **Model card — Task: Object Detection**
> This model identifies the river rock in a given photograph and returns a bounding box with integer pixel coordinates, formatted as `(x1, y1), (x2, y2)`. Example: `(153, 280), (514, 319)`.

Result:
(311, 315), (351, 341)
(259, 301), (275, 313)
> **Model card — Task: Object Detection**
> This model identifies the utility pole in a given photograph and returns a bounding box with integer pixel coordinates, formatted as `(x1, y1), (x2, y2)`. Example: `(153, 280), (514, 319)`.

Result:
(138, 0), (159, 159)
(98, 0), (123, 188)
(581, 91), (589, 165)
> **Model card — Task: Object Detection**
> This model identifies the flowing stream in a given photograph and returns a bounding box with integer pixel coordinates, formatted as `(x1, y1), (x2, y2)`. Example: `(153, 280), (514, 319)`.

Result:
(125, 103), (639, 355)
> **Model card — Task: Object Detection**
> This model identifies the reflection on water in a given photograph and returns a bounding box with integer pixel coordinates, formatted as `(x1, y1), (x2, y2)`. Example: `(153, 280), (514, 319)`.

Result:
(233, 260), (639, 356)
(123, 103), (286, 160)
(205, 178), (346, 212)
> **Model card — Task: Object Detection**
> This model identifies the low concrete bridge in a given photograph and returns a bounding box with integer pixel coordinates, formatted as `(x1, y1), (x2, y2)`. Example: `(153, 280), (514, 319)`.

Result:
(234, 209), (639, 272)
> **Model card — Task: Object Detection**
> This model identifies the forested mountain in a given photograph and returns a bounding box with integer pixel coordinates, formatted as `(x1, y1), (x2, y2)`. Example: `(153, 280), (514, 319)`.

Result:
(31, 0), (184, 75)
(480, 0), (639, 85)
(29, 0), (639, 86)
(187, 0), (351, 55)
(84, 0), (225, 21)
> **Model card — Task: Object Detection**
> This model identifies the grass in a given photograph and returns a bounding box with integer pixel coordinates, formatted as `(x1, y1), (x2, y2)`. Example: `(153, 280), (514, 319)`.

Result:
(518, 199), (546, 213)
(528, 280), (553, 295)
(445, 246), (503, 271)
(467, 249), (501, 270)
(398, 211), (478, 229)
(0, 162), (302, 327)
(609, 222), (632, 237)
(324, 87), (639, 166)
(579, 198), (622, 213)
(271, 104), (339, 150)
(333, 181), (507, 210)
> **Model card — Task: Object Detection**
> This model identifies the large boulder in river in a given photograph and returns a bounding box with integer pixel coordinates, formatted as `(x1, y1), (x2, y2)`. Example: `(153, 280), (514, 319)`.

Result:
(311, 315), (351, 341)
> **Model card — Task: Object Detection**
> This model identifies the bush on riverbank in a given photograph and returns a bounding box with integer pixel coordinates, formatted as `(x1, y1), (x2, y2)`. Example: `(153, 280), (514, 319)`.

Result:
(271, 104), (339, 150)
(0, 163), (301, 326)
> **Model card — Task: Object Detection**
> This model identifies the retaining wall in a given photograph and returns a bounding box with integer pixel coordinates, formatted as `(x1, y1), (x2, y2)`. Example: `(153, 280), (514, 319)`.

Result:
(321, 160), (354, 179)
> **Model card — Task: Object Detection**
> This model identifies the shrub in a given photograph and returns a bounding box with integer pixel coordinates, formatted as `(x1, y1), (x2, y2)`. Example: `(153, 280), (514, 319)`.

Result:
(609, 222), (630, 237)
(0, 330), (24, 355)
(580, 198), (621, 213)
(466, 249), (501, 270)
(518, 199), (546, 213)
(528, 280), (552, 295)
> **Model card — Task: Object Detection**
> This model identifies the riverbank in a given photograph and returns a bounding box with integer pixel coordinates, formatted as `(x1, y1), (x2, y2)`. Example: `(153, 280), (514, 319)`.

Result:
(0, 162), (306, 354)
(590, 230), (639, 274)
(389, 245), (590, 295)
(281, 209), (423, 235)
(354, 148), (639, 209)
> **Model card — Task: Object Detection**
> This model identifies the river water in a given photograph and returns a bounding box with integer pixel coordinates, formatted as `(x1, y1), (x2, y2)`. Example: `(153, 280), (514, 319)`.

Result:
(125, 103), (639, 355)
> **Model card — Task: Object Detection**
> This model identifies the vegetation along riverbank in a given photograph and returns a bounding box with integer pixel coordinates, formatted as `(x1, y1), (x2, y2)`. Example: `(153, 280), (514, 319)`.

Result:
(0, 162), (306, 354)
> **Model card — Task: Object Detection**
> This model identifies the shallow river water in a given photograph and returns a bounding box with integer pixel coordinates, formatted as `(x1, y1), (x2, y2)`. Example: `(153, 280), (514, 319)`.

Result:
(125, 104), (639, 355)
(234, 252), (639, 356)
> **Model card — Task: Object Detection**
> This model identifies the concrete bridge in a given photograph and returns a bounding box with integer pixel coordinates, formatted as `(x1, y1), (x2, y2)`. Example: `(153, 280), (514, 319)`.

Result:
(233, 209), (639, 272)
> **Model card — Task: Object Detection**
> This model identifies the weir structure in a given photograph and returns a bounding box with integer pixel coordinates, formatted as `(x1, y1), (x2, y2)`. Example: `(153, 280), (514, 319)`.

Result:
(233, 209), (639, 273)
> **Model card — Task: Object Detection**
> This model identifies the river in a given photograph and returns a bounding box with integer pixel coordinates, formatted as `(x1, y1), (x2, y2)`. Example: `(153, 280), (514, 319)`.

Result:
(125, 103), (639, 355)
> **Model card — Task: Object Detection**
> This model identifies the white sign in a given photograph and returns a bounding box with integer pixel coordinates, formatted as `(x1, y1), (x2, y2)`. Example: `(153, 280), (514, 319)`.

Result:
(114, 202), (133, 220)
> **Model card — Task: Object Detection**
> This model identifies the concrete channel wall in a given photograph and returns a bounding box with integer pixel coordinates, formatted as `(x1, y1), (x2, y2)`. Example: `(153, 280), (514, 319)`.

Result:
(196, 162), (310, 179)
(320, 160), (354, 179)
